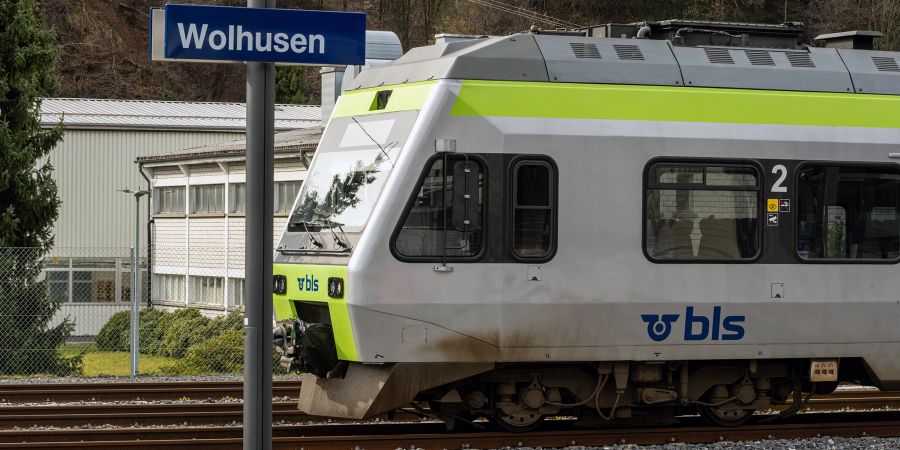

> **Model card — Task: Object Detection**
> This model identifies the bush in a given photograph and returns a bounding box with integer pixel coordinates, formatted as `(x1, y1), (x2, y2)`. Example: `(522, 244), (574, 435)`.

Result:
(95, 310), (130, 352)
(138, 308), (168, 356)
(168, 329), (244, 375)
(213, 309), (244, 333)
(93, 307), (271, 375)
(160, 308), (214, 358)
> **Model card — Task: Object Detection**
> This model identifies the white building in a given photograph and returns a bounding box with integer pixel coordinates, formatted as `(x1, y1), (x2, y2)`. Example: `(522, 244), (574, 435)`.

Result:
(136, 128), (322, 314)
(39, 99), (320, 334)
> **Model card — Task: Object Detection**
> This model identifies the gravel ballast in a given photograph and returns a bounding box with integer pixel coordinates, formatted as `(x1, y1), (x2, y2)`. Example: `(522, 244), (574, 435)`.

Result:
(493, 436), (900, 449)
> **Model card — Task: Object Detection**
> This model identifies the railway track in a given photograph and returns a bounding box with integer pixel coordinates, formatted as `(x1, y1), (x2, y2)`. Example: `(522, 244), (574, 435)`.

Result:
(1, 411), (899, 449)
(1, 382), (899, 448)
(1, 386), (897, 429)
(0, 380), (300, 403)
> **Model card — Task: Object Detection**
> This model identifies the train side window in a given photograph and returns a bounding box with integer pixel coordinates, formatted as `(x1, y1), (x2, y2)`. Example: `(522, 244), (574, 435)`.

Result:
(393, 155), (485, 259)
(796, 164), (900, 262)
(512, 159), (557, 260)
(645, 162), (760, 261)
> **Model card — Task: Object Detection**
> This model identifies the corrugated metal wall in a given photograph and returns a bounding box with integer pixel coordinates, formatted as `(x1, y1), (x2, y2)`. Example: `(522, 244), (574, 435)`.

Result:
(46, 130), (243, 252)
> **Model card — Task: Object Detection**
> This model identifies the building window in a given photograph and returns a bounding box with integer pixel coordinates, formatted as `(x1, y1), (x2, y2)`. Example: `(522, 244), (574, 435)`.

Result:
(189, 275), (224, 306)
(274, 180), (302, 214)
(797, 164), (900, 261)
(645, 162), (760, 261)
(71, 271), (94, 303)
(394, 155), (484, 259)
(153, 186), (185, 214)
(153, 274), (185, 303)
(47, 271), (68, 303)
(228, 278), (244, 309)
(512, 159), (556, 259)
(229, 183), (246, 213)
(190, 184), (225, 214)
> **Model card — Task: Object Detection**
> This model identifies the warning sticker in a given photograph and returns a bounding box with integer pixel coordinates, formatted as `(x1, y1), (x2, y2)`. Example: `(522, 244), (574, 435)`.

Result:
(767, 199), (779, 213)
(767, 213), (779, 226)
(779, 199), (791, 213)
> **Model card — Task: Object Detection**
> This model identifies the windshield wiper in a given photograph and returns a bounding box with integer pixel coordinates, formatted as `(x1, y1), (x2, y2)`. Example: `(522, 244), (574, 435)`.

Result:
(292, 220), (323, 249)
(316, 219), (352, 251)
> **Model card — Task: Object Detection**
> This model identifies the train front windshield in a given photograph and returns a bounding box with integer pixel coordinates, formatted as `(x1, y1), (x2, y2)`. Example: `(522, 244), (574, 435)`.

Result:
(284, 110), (417, 247)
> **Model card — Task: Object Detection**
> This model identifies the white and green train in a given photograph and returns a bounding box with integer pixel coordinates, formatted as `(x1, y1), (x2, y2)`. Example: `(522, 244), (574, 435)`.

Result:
(271, 20), (900, 430)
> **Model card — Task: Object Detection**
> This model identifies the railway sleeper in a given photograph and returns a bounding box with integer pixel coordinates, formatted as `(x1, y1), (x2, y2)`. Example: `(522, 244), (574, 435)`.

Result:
(419, 358), (853, 431)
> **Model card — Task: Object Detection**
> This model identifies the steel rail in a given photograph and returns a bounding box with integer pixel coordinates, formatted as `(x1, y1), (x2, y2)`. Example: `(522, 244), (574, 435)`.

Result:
(0, 380), (299, 403)
(1, 388), (898, 430)
(0, 402), (426, 429)
(2, 412), (900, 449)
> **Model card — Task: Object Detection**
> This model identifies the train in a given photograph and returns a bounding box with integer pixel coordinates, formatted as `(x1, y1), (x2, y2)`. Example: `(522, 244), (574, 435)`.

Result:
(270, 19), (900, 430)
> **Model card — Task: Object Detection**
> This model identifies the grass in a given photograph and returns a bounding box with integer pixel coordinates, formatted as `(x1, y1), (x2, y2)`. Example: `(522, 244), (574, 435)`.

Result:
(61, 343), (179, 377)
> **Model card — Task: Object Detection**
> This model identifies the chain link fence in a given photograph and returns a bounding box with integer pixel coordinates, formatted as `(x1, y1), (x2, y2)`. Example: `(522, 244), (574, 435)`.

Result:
(0, 246), (283, 379)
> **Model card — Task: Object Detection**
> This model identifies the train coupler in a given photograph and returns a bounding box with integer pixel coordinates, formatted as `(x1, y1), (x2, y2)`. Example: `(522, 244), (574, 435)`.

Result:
(273, 319), (338, 377)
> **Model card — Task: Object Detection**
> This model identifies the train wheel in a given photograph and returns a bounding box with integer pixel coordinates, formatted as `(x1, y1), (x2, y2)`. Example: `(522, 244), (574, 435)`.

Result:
(490, 412), (544, 432)
(697, 404), (755, 427)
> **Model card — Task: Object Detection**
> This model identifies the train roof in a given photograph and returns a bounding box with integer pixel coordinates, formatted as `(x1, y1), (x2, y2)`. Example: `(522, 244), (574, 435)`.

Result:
(349, 29), (900, 96)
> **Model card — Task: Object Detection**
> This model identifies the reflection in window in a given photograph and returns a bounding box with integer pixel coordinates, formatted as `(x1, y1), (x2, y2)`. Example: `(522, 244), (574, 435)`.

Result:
(290, 149), (393, 232)
(395, 157), (484, 258)
(797, 165), (900, 260)
(646, 163), (760, 260)
(513, 161), (555, 258)
(190, 184), (224, 214)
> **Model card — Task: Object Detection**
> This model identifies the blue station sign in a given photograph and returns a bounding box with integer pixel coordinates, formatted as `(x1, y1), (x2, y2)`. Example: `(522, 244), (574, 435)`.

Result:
(160, 4), (366, 65)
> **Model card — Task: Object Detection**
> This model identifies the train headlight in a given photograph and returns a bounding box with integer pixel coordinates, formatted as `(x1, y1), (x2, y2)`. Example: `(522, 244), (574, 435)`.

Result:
(328, 277), (344, 299)
(273, 275), (287, 294)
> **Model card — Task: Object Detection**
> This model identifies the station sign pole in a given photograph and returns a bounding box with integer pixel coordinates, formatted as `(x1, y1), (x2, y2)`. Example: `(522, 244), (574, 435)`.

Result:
(243, 1), (275, 448)
(149, 4), (365, 449)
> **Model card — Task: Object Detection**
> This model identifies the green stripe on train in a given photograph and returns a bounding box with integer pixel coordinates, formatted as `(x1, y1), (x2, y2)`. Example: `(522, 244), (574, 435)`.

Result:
(331, 80), (436, 118)
(272, 263), (358, 362)
(451, 80), (900, 128)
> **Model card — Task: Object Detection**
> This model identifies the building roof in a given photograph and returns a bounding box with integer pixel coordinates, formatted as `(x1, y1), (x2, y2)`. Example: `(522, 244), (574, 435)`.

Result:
(40, 98), (321, 132)
(137, 127), (323, 164)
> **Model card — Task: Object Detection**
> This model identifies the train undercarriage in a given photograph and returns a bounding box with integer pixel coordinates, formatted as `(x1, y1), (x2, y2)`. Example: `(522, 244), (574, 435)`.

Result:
(419, 361), (818, 431)
(276, 321), (870, 431)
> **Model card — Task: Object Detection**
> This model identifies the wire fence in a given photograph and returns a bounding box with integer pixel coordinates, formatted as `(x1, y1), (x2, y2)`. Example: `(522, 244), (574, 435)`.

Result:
(0, 246), (283, 379)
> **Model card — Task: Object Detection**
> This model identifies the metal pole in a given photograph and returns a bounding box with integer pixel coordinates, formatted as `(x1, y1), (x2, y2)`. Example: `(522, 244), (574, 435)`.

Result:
(129, 244), (137, 380)
(132, 195), (142, 377)
(244, 0), (275, 448)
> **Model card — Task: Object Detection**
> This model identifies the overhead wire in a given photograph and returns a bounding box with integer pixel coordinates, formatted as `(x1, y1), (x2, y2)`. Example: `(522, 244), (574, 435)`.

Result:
(479, 0), (582, 28)
(471, 0), (581, 29)
(464, 0), (581, 30)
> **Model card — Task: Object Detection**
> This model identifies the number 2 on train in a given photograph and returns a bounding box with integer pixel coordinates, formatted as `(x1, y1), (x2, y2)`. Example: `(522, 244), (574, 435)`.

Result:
(771, 164), (788, 193)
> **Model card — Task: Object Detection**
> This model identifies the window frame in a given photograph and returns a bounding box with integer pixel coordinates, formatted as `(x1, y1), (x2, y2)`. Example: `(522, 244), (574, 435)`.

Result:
(274, 180), (303, 215)
(390, 153), (489, 263)
(642, 157), (764, 264)
(152, 185), (186, 216)
(188, 183), (225, 215)
(228, 182), (246, 214)
(509, 156), (559, 262)
(793, 161), (900, 265)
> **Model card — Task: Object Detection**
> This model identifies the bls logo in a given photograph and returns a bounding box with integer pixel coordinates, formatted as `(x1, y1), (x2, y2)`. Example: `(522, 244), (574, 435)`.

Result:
(297, 275), (319, 292)
(641, 306), (745, 342)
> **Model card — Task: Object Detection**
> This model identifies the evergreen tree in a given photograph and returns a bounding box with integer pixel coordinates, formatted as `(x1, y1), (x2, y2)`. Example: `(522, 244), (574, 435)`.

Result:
(275, 66), (316, 105)
(0, 0), (77, 375)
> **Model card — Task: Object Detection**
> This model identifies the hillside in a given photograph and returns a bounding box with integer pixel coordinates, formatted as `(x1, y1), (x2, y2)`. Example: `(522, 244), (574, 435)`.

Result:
(41, 0), (900, 103)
